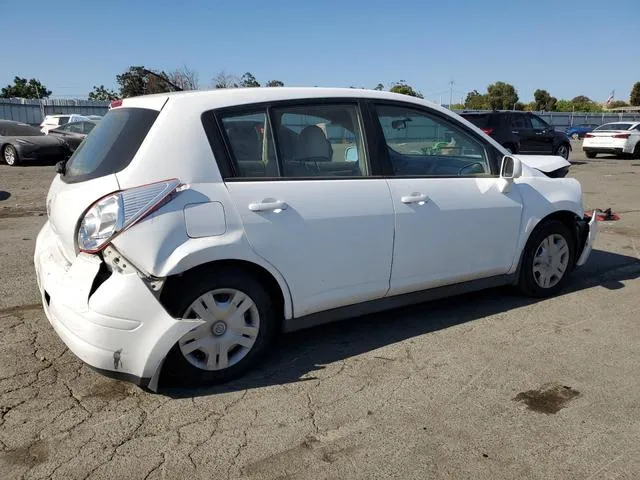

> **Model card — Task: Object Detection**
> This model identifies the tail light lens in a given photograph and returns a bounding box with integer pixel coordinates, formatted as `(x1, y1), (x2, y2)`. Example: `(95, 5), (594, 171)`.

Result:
(481, 128), (494, 135)
(584, 133), (594, 138)
(77, 179), (181, 253)
(613, 133), (630, 139)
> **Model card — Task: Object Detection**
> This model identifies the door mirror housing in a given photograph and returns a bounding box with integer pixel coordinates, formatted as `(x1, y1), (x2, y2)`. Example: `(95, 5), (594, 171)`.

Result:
(498, 155), (522, 193)
(500, 155), (522, 179)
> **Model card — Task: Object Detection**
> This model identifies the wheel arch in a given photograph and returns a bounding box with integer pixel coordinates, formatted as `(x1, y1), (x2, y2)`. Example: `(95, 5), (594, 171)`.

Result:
(513, 209), (582, 280)
(159, 258), (291, 325)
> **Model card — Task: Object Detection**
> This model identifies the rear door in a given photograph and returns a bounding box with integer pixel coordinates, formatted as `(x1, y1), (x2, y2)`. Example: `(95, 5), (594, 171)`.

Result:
(511, 114), (536, 153)
(213, 101), (395, 317)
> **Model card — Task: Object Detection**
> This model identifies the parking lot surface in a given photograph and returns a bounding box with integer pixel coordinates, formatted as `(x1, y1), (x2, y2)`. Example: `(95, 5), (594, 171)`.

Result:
(1, 145), (639, 479)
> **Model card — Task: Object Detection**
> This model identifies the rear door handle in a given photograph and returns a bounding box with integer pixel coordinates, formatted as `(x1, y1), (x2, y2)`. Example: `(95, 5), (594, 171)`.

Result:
(248, 200), (288, 212)
(400, 193), (429, 204)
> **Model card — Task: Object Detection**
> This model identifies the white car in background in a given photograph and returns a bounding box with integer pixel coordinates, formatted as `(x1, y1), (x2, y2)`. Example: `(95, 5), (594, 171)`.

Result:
(582, 121), (640, 159)
(40, 114), (91, 134)
(34, 88), (598, 391)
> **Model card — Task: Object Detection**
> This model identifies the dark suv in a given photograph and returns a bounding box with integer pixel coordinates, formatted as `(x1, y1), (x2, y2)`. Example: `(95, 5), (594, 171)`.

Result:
(460, 111), (571, 159)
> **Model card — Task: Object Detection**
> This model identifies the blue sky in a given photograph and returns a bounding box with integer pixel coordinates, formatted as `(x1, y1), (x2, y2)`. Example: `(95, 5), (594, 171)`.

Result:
(1, 0), (638, 103)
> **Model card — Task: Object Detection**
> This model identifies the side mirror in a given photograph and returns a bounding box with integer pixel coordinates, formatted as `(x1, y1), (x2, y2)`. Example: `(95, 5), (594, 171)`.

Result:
(344, 146), (359, 162)
(498, 155), (522, 193)
(500, 155), (522, 179)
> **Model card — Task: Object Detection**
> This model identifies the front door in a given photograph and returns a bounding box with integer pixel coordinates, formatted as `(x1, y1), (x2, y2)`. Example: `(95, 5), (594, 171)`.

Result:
(371, 103), (524, 296)
(528, 114), (555, 154)
(218, 102), (395, 317)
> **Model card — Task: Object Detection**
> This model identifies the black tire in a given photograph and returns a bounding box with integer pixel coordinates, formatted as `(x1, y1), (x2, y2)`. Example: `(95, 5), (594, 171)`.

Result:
(3, 144), (20, 166)
(160, 268), (277, 388)
(633, 142), (640, 159)
(585, 151), (597, 159)
(555, 143), (570, 160)
(518, 220), (575, 298)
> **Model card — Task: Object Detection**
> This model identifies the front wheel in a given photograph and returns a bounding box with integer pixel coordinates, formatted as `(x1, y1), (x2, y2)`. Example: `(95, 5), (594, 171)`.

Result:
(160, 269), (277, 387)
(555, 143), (570, 160)
(518, 220), (575, 298)
(3, 144), (19, 166)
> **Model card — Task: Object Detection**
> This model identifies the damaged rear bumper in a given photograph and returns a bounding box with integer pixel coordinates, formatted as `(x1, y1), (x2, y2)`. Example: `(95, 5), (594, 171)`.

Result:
(33, 221), (203, 390)
(575, 211), (599, 267)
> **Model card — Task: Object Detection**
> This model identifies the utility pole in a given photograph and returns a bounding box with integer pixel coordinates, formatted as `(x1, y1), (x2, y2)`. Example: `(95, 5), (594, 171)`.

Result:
(449, 80), (454, 109)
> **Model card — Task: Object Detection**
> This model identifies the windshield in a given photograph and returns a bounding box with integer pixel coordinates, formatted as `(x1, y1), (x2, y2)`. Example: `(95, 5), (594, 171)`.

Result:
(0, 122), (44, 136)
(595, 123), (632, 131)
(63, 108), (158, 183)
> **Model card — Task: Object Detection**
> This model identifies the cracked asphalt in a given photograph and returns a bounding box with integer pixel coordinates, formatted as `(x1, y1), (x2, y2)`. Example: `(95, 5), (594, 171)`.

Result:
(1, 146), (640, 479)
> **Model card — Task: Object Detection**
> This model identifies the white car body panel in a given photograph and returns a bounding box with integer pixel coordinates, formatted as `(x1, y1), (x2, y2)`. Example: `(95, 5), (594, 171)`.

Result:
(386, 177), (523, 296)
(225, 180), (395, 317)
(33, 88), (597, 389)
(515, 154), (570, 173)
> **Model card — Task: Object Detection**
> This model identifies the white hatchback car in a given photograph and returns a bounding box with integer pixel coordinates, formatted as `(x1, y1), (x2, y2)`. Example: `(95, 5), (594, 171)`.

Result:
(582, 121), (640, 159)
(34, 88), (598, 391)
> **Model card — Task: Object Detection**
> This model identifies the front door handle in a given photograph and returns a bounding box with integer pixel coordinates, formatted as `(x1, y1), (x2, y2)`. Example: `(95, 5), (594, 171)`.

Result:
(400, 193), (429, 204)
(248, 200), (288, 212)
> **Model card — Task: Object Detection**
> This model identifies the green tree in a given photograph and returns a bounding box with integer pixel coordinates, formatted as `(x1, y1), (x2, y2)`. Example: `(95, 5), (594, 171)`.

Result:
(1, 76), (51, 99)
(487, 81), (518, 110)
(571, 95), (591, 104)
(449, 103), (465, 110)
(116, 66), (174, 98)
(523, 101), (537, 111)
(389, 81), (423, 98)
(555, 99), (573, 112)
(630, 82), (640, 106)
(464, 90), (489, 110)
(514, 102), (525, 111)
(88, 85), (119, 101)
(533, 89), (557, 111)
(239, 72), (260, 88)
(265, 80), (284, 87)
(374, 83), (384, 91)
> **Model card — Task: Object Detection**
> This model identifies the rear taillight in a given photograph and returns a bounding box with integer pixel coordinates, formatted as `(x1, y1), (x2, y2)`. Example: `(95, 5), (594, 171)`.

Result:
(110, 99), (123, 108)
(481, 128), (494, 135)
(613, 133), (630, 139)
(77, 179), (182, 253)
(584, 133), (594, 138)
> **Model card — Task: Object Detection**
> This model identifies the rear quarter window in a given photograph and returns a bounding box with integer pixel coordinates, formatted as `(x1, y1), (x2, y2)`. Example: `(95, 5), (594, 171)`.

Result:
(63, 108), (158, 183)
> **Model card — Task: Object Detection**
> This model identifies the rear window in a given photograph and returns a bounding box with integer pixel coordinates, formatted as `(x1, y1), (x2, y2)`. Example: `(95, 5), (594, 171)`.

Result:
(460, 114), (491, 128)
(63, 108), (158, 183)
(595, 123), (631, 131)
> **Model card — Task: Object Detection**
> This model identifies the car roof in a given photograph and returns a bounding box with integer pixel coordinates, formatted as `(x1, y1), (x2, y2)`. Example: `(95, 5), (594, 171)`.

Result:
(119, 87), (454, 116)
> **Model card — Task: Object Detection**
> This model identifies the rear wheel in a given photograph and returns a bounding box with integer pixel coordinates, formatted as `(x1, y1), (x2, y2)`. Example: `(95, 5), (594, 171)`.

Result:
(585, 151), (597, 159)
(518, 220), (575, 298)
(633, 142), (640, 159)
(160, 269), (277, 387)
(3, 144), (19, 166)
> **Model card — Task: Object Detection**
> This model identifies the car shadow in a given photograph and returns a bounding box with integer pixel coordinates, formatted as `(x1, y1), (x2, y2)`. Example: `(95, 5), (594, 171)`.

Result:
(160, 249), (639, 398)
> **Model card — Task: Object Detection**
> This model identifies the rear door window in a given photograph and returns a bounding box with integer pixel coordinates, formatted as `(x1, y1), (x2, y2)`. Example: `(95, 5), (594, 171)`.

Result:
(63, 108), (158, 183)
(460, 114), (490, 128)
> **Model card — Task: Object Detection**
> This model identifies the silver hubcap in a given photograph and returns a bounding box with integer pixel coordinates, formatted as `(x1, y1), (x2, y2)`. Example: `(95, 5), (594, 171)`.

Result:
(533, 234), (569, 288)
(178, 288), (260, 371)
(571, 133), (579, 140)
(4, 147), (15, 165)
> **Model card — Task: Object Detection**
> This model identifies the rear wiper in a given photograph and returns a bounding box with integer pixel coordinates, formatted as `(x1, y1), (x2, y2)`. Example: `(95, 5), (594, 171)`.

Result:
(141, 69), (183, 92)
